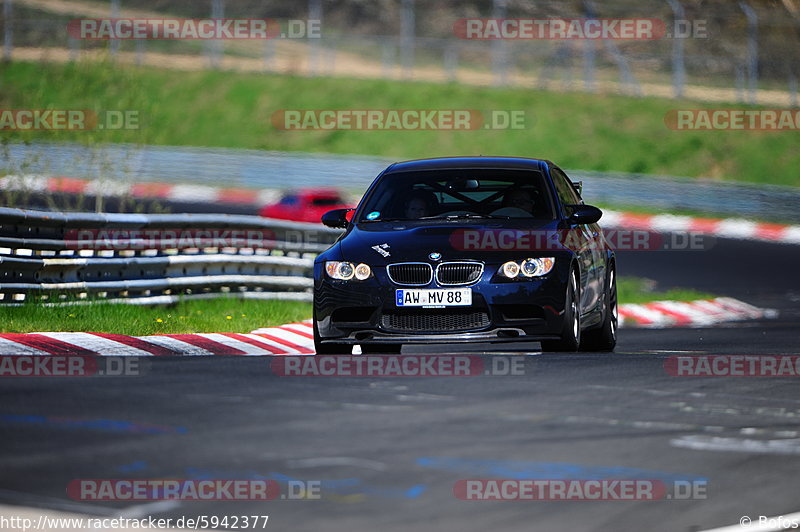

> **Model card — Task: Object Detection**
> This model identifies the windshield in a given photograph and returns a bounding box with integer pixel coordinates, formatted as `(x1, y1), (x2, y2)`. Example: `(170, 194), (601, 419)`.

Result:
(357, 169), (555, 222)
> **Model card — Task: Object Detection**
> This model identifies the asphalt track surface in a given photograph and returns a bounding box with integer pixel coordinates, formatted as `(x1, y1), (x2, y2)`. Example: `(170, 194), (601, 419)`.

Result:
(1, 237), (799, 532)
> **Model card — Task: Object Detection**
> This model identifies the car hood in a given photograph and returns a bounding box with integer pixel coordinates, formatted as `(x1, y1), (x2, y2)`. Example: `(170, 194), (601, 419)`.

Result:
(337, 219), (564, 263)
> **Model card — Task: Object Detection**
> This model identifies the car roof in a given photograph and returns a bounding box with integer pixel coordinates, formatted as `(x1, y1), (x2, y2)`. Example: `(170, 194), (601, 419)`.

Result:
(383, 156), (552, 174)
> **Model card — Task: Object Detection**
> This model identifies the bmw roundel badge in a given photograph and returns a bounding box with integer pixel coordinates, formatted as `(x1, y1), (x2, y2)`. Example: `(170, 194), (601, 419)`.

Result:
(429, 252), (442, 261)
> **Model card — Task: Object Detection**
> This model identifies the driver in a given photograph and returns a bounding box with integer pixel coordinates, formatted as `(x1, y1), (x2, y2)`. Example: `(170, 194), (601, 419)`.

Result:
(501, 187), (536, 215)
(403, 190), (438, 219)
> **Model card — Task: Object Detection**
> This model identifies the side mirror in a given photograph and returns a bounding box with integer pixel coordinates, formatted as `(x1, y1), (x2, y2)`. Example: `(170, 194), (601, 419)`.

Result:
(321, 208), (352, 228)
(568, 204), (602, 225)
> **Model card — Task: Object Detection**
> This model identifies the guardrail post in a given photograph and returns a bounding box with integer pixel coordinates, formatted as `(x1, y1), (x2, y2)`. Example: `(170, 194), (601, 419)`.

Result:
(491, 0), (508, 86)
(69, 34), (79, 61)
(739, 1), (758, 104)
(582, 0), (596, 92)
(308, 0), (322, 75)
(666, 0), (686, 98)
(444, 40), (458, 82)
(209, 0), (225, 69)
(400, 0), (415, 79)
(3, 0), (11, 61)
(735, 64), (745, 102)
(135, 37), (145, 65)
(263, 38), (275, 71)
(381, 40), (395, 77)
(110, 0), (119, 57)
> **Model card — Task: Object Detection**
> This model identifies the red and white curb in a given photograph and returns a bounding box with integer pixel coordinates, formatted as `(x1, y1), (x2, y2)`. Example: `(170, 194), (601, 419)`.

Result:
(0, 323), (314, 356)
(0, 297), (777, 355)
(3, 175), (800, 246)
(603, 210), (800, 245)
(0, 175), (281, 206)
(618, 297), (777, 328)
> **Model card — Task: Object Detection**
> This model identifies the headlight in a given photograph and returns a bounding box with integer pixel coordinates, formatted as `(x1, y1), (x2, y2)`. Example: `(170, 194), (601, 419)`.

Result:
(354, 263), (372, 280)
(501, 261), (520, 278)
(521, 257), (555, 277)
(499, 258), (555, 279)
(325, 261), (371, 281)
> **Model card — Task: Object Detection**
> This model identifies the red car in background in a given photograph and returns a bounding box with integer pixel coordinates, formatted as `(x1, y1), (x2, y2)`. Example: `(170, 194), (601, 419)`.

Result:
(259, 188), (353, 223)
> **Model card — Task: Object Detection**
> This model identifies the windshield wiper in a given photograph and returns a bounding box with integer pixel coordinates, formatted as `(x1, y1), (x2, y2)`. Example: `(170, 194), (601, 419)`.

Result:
(421, 213), (511, 220)
(464, 213), (512, 220)
(361, 213), (513, 223)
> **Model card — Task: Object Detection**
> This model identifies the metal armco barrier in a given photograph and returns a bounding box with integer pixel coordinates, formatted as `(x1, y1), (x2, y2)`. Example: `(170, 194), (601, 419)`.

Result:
(0, 207), (342, 304)
(8, 143), (800, 223)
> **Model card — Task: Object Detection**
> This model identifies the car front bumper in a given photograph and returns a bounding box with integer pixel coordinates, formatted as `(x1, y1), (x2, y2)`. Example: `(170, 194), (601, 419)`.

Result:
(314, 264), (569, 344)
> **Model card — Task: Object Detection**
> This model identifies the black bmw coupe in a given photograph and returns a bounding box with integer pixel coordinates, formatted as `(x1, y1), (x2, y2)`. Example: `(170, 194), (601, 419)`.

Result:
(314, 156), (616, 354)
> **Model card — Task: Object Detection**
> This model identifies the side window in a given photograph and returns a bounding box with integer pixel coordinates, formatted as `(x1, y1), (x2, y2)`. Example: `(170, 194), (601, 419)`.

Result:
(311, 196), (343, 207)
(550, 166), (581, 216)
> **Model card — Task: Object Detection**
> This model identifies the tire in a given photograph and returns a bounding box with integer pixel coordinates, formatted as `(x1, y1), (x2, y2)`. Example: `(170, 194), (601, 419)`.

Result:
(361, 344), (403, 354)
(580, 265), (617, 352)
(541, 269), (581, 352)
(313, 315), (352, 355)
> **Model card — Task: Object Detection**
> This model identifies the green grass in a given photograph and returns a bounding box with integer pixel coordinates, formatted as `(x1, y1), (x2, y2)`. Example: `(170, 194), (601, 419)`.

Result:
(0, 297), (312, 335)
(0, 278), (709, 334)
(617, 277), (714, 305)
(2, 60), (799, 186)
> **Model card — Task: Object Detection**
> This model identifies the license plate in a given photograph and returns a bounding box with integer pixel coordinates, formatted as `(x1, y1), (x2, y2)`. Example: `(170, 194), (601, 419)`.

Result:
(395, 288), (472, 307)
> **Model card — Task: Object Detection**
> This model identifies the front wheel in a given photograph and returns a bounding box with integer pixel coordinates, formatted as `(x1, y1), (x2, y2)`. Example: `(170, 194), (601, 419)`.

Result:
(580, 266), (617, 352)
(313, 315), (352, 355)
(541, 269), (581, 352)
(314, 341), (352, 355)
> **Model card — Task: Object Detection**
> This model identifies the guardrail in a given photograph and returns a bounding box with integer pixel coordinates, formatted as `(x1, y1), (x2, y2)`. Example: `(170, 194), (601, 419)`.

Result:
(8, 143), (800, 223)
(0, 207), (342, 305)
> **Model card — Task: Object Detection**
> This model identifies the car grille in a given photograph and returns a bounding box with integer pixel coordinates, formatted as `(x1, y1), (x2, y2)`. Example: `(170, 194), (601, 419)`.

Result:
(387, 263), (433, 286)
(436, 262), (484, 286)
(381, 311), (490, 332)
